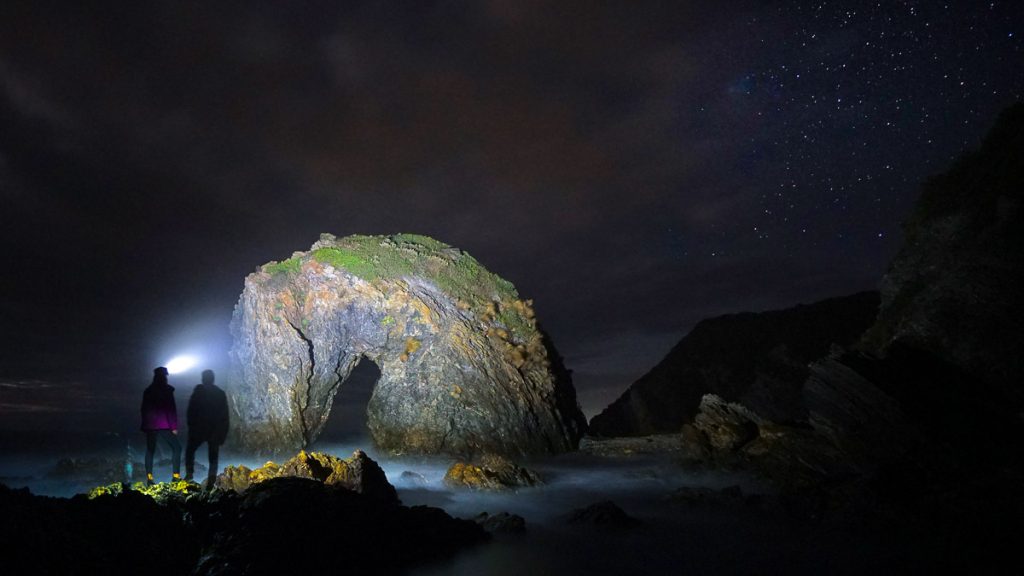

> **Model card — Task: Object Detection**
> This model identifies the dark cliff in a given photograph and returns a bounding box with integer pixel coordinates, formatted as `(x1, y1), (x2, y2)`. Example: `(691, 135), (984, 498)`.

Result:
(589, 291), (880, 437)
(863, 102), (1024, 404)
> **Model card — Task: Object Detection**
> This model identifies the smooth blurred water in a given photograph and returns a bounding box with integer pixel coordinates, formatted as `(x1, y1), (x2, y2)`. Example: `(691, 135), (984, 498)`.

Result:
(0, 432), (894, 574)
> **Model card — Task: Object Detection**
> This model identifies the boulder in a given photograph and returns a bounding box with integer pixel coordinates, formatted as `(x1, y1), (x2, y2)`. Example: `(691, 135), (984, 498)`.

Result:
(566, 501), (640, 527)
(692, 394), (762, 452)
(228, 233), (586, 457)
(216, 449), (398, 504)
(443, 456), (542, 490)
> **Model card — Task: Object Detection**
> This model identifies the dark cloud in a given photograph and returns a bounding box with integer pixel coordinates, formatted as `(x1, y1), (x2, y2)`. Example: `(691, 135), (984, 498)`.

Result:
(1, 1), (1021, 423)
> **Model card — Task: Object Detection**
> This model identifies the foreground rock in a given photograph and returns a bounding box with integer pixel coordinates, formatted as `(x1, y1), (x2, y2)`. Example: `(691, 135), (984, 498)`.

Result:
(216, 449), (398, 504)
(589, 291), (880, 436)
(443, 456), (542, 490)
(229, 233), (586, 457)
(194, 478), (487, 576)
(1, 476), (487, 576)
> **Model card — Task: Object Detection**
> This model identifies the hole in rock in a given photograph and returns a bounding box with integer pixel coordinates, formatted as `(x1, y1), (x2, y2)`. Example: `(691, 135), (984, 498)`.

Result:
(313, 357), (381, 449)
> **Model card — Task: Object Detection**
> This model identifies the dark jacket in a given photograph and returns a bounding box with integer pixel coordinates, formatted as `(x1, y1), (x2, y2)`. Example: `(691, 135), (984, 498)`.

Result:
(187, 383), (230, 445)
(141, 383), (178, 431)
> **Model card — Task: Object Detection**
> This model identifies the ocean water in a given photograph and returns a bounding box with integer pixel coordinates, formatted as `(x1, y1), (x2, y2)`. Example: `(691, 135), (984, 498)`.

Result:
(0, 431), (896, 574)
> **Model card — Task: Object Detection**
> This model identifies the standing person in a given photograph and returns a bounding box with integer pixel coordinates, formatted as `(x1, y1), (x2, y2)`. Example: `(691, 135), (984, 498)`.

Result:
(185, 369), (229, 488)
(140, 366), (182, 485)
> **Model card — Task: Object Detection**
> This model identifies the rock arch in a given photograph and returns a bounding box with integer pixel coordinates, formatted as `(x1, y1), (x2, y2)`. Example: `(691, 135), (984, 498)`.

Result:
(228, 233), (587, 457)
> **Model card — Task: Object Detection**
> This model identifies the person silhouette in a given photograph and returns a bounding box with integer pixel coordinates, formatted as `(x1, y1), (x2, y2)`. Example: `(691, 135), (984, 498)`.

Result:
(185, 369), (229, 488)
(140, 366), (181, 484)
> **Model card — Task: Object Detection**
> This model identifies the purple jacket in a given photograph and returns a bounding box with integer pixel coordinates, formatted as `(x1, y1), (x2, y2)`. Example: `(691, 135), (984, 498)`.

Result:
(141, 382), (178, 431)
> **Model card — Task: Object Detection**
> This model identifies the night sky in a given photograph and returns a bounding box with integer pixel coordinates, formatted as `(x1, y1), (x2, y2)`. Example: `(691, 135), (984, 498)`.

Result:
(1, 1), (1021, 431)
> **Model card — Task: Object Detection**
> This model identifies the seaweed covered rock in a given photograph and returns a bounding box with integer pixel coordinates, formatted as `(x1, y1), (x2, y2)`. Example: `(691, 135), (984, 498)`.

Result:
(216, 450), (398, 504)
(443, 456), (542, 490)
(229, 233), (586, 457)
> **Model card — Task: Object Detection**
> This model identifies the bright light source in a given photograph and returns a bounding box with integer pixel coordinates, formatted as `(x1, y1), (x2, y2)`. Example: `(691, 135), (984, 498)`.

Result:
(165, 355), (198, 374)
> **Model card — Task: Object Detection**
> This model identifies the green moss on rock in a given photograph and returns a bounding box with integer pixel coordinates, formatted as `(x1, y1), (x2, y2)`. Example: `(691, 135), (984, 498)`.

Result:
(264, 257), (302, 276)
(297, 234), (531, 341)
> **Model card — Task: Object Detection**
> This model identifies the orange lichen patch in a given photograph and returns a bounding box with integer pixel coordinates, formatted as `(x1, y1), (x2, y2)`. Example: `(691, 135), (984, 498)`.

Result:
(443, 457), (542, 490)
(508, 346), (528, 369)
(399, 338), (422, 362)
(410, 298), (435, 324)
(216, 450), (371, 492)
(486, 327), (510, 341)
(510, 299), (536, 320)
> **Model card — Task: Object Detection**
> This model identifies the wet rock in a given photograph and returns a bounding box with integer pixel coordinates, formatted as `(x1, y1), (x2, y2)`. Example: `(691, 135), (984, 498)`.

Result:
(228, 233), (586, 457)
(216, 449), (398, 504)
(590, 291), (880, 436)
(472, 511), (526, 533)
(443, 456), (542, 490)
(566, 501), (640, 527)
(400, 470), (428, 486)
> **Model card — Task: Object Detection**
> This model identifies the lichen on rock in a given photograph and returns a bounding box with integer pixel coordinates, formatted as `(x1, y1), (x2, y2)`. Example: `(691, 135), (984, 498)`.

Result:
(228, 233), (586, 457)
(215, 450), (398, 504)
(443, 456), (542, 490)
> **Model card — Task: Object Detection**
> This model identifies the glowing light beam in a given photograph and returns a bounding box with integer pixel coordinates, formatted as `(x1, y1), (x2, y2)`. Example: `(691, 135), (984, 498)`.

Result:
(165, 355), (198, 375)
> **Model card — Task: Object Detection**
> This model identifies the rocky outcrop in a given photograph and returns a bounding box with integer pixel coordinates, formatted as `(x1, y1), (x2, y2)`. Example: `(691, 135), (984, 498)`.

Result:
(692, 395), (763, 452)
(566, 501), (640, 526)
(443, 456), (542, 490)
(863, 103), (1024, 405)
(228, 233), (586, 457)
(472, 511), (527, 533)
(0, 478), (488, 576)
(216, 449), (398, 504)
(589, 291), (880, 436)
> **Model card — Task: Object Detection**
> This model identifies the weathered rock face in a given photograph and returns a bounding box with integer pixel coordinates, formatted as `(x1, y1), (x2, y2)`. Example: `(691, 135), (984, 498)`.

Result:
(863, 103), (1024, 404)
(216, 450), (398, 504)
(589, 291), (880, 436)
(228, 233), (587, 457)
(442, 456), (542, 490)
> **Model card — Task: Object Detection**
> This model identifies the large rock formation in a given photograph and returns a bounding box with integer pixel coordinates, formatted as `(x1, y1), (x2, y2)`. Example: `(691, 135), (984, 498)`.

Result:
(589, 291), (880, 436)
(863, 102), (1024, 404)
(228, 233), (586, 456)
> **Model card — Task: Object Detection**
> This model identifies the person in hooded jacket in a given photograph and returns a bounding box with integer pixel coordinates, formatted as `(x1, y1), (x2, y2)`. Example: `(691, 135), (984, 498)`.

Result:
(140, 366), (181, 484)
(185, 369), (229, 487)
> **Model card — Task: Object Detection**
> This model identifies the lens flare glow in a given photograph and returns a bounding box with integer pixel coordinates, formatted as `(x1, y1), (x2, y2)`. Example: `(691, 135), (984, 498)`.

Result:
(165, 355), (198, 374)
